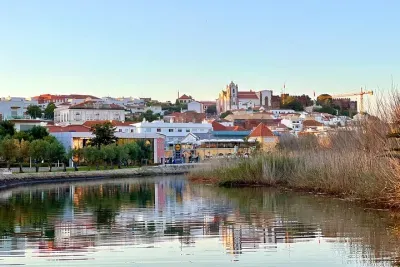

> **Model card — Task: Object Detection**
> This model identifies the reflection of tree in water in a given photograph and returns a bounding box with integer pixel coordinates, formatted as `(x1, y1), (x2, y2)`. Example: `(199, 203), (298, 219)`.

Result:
(79, 183), (155, 226)
(0, 183), (157, 236)
(0, 189), (67, 236)
(3, 179), (400, 265)
(128, 186), (154, 207)
(0, 203), (16, 236)
(164, 223), (193, 245)
(95, 208), (116, 226)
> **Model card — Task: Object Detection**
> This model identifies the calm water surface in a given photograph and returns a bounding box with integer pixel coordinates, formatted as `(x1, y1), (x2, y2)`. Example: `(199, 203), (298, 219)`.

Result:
(0, 176), (399, 266)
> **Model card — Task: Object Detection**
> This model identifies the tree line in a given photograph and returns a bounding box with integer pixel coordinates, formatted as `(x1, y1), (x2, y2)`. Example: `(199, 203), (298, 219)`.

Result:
(26, 102), (57, 120)
(0, 121), (152, 172)
(71, 140), (152, 171)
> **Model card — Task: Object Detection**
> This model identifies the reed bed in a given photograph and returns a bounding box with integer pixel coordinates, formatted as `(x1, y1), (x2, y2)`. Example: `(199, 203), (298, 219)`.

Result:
(189, 90), (400, 208)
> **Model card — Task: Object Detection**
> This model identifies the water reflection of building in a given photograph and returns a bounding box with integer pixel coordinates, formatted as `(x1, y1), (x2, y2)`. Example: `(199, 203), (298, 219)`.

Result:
(222, 225), (242, 254)
(51, 219), (97, 250)
(2, 179), (322, 259)
(0, 237), (26, 257)
(219, 219), (320, 254)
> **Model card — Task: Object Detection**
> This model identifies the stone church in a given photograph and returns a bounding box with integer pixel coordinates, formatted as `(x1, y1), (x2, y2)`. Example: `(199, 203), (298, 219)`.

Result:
(216, 81), (274, 114)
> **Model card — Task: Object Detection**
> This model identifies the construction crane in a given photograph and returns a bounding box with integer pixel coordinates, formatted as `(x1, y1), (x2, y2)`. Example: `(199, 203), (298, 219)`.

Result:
(332, 88), (373, 114)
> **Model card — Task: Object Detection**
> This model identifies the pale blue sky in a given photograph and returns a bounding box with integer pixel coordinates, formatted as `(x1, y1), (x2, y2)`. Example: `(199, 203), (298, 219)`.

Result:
(0, 0), (399, 102)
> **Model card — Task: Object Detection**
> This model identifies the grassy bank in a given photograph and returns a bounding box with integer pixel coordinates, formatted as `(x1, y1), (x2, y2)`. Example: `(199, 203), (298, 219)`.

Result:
(190, 151), (399, 206)
(189, 91), (400, 208)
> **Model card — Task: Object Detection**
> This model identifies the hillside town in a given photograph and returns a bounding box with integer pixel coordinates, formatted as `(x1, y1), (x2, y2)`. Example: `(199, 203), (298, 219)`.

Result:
(0, 81), (370, 165)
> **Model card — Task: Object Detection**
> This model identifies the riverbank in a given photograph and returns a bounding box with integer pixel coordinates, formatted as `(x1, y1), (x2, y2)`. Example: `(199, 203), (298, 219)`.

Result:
(0, 163), (199, 190)
(188, 150), (400, 209)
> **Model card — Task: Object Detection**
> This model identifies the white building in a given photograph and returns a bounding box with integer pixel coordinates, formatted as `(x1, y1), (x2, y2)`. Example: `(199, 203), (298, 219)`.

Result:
(269, 109), (296, 117)
(187, 101), (202, 113)
(54, 101), (125, 125)
(177, 94), (193, 104)
(9, 119), (49, 132)
(102, 96), (146, 106)
(133, 120), (212, 146)
(0, 97), (39, 120)
(125, 104), (146, 114)
(126, 104), (162, 115)
(147, 105), (162, 114)
(188, 101), (216, 114)
(281, 115), (304, 133)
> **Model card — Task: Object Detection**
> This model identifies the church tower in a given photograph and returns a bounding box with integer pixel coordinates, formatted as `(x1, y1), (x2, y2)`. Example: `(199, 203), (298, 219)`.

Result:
(228, 81), (238, 109)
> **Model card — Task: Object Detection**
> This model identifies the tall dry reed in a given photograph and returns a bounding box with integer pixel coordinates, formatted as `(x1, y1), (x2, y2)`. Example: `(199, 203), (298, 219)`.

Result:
(189, 88), (400, 207)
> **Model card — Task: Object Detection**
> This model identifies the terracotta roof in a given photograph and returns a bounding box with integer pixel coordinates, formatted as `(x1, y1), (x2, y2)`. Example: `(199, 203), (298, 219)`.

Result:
(34, 94), (99, 102)
(83, 120), (133, 127)
(227, 126), (247, 131)
(238, 91), (259, 100)
(68, 94), (99, 99)
(69, 101), (125, 110)
(216, 118), (230, 123)
(178, 94), (192, 100)
(59, 102), (71, 106)
(225, 113), (275, 121)
(164, 112), (182, 117)
(303, 120), (323, 127)
(212, 121), (249, 132)
(212, 121), (227, 131)
(47, 125), (91, 133)
(249, 123), (275, 137)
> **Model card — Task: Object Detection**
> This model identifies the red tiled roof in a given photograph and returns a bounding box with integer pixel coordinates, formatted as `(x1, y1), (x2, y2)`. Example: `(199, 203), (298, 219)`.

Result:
(212, 121), (247, 132)
(249, 123), (275, 137)
(212, 121), (227, 131)
(68, 94), (99, 99)
(168, 112), (183, 117)
(238, 91), (258, 99)
(232, 126), (247, 131)
(178, 94), (191, 100)
(47, 125), (91, 133)
(303, 120), (323, 127)
(69, 101), (124, 110)
(59, 102), (71, 106)
(83, 120), (133, 127)
(34, 94), (99, 104)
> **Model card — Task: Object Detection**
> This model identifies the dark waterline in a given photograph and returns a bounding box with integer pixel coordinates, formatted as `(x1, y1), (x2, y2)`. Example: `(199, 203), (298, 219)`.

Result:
(0, 176), (399, 266)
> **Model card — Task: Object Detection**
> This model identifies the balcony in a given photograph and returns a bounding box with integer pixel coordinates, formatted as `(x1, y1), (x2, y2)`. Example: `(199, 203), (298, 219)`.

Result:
(4, 115), (33, 120)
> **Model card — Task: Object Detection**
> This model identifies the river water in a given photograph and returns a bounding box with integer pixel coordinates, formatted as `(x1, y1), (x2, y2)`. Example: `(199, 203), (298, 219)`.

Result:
(0, 176), (399, 266)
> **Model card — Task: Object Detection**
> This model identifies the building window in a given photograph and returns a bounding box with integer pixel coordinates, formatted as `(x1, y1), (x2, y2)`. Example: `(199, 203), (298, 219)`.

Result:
(168, 129), (174, 132)
(157, 128), (161, 132)
(131, 129), (134, 133)
(119, 129), (122, 132)
(186, 129), (190, 132)
(178, 129), (182, 132)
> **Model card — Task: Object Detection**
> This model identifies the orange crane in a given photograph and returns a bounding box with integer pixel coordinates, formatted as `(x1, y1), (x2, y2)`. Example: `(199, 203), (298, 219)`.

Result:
(332, 88), (373, 114)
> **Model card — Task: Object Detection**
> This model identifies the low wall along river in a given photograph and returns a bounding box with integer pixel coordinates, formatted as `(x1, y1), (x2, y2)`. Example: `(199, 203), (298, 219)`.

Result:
(0, 164), (199, 189)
